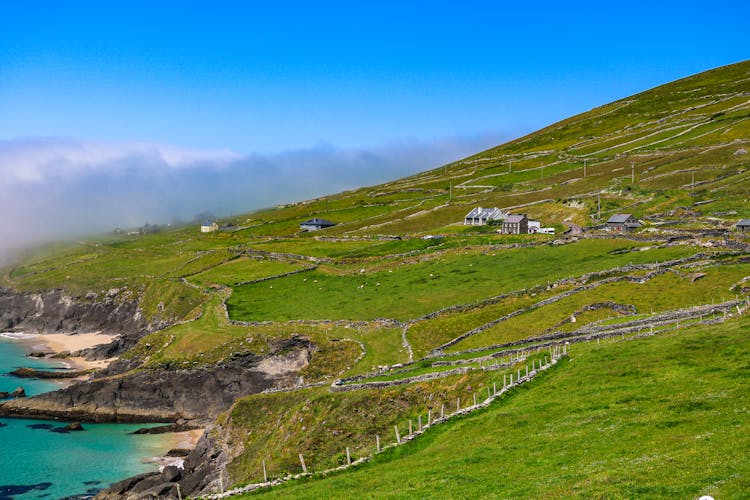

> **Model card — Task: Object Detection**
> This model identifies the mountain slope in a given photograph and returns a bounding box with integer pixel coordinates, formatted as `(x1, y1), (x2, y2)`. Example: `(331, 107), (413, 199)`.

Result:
(0, 60), (748, 499)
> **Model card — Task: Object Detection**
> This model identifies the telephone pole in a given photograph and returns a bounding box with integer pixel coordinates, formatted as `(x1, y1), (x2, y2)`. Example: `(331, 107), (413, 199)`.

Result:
(583, 158), (587, 178)
(631, 162), (635, 184)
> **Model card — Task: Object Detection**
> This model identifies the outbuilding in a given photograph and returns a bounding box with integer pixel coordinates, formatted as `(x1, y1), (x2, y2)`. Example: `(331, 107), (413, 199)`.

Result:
(736, 219), (750, 232)
(606, 214), (641, 232)
(300, 218), (336, 231)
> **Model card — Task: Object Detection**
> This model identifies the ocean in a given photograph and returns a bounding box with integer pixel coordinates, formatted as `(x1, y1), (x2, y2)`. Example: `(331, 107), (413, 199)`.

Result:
(0, 334), (167, 499)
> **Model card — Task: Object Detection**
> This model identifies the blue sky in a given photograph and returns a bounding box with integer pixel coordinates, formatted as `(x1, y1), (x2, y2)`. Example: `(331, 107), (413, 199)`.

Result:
(0, 1), (747, 252)
(3, 1), (747, 152)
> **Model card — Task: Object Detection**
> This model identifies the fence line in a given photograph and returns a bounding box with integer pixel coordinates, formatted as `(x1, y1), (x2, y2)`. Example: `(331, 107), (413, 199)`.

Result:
(202, 347), (569, 499)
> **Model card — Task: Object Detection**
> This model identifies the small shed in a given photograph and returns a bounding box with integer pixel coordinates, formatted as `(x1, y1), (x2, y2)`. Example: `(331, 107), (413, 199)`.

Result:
(736, 219), (750, 232)
(528, 220), (541, 233)
(300, 218), (336, 231)
(606, 214), (641, 232)
(201, 221), (219, 233)
(502, 214), (528, 234)
(464, 207), (505, 226)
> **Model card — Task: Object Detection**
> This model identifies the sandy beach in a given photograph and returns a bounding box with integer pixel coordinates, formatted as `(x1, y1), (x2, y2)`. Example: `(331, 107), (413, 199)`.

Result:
(27, 332), (119, 370)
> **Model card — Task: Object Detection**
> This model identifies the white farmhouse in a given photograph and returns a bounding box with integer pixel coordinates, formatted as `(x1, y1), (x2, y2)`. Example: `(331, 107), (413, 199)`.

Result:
(464, 207), (505, 226)
(201, 221), (219, 233)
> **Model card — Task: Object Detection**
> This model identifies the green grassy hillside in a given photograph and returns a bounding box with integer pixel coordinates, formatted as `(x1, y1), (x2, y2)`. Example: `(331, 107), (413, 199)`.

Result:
(243, 317), (750, 499)
(1, 60), (749, 497)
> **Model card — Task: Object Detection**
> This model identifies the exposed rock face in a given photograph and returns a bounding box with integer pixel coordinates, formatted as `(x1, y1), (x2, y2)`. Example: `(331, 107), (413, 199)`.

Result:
(0, 287), (146, 336)
(96, 426), (227, 499)
(0, 336), (314, 423)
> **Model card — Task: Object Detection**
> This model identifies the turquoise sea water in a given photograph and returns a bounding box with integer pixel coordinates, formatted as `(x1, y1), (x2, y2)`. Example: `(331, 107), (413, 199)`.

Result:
(0, 336), (166, 499)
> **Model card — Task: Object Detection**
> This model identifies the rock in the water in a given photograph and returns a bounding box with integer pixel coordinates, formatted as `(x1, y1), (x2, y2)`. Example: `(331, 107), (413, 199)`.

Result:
(64, 422), (85, 431)
(10, 387), (26, 398)
(0, 391), (9, 399)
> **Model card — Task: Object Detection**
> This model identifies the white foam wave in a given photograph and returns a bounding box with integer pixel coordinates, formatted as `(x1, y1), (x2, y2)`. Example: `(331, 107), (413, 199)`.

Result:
(0, 332), (37, 340)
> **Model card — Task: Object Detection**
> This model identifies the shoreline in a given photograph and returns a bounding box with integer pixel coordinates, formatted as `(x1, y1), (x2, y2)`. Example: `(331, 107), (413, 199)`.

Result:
(145, 428), (205, 470)
(1, 331), (118, 371)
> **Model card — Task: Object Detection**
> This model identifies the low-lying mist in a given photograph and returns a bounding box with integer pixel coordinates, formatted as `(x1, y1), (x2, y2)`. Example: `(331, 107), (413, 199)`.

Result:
(0, 133), (508, 263)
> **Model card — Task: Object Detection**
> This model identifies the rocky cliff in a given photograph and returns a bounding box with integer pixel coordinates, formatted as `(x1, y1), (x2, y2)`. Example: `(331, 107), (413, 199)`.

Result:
(0, 287), (146, 336)
(0, 336), (314, 423)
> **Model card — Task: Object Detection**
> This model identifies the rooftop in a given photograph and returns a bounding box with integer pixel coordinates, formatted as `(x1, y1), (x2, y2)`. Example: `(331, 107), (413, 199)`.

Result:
(504, 214), (526, 223)
(465, 207), (503, 219)
(302, 218), (336, 226)
(607, 214), (634, 223)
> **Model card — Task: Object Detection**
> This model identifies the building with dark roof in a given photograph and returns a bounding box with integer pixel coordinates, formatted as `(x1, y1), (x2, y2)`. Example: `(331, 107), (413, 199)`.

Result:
(300, 218), (336, 231)
(502, 214), (528, 234)
(606, 214), (641, 232)
(736, 219), (750, 232)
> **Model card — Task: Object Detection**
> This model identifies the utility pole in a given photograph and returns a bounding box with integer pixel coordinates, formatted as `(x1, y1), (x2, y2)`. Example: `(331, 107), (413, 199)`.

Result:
(583, 158), (587, 178)
(631, 162), (635, 184)
(597, 192), (601, 220)
(692, 170), (695, 189)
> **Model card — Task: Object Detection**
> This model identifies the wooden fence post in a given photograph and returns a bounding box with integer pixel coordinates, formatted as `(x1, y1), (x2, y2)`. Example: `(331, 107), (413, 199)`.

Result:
(394, 425), (401, 444)
(493, 382), (497, 395)
(262, 459), (267, 482)
(346, 447), (351, 465)
(376, 434), (381, 452)
(299, 453), (307, 474)
(427, 410), (432, 427)
(457, 397), (460, 412)
(418, 414), (422, 432)
(441, 404), (445, 419)
(409, 419), (413, 436)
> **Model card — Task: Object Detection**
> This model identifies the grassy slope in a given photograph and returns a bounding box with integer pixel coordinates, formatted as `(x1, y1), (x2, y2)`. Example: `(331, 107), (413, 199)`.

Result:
(245, 317), (750, 499)
(227, 241), (696, 322)
(0, 61), (748, 497)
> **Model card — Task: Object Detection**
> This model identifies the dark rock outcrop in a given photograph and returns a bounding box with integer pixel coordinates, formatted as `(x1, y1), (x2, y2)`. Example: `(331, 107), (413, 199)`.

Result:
(161, 465), (182, 483)
(10, 387), (26, 398)
(0, 287), (146, 337)
(97, 428), (227, 499)
(10, 367), (92, 379)
(0, 336), (314, 423)
(64, 422), (85, 431)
